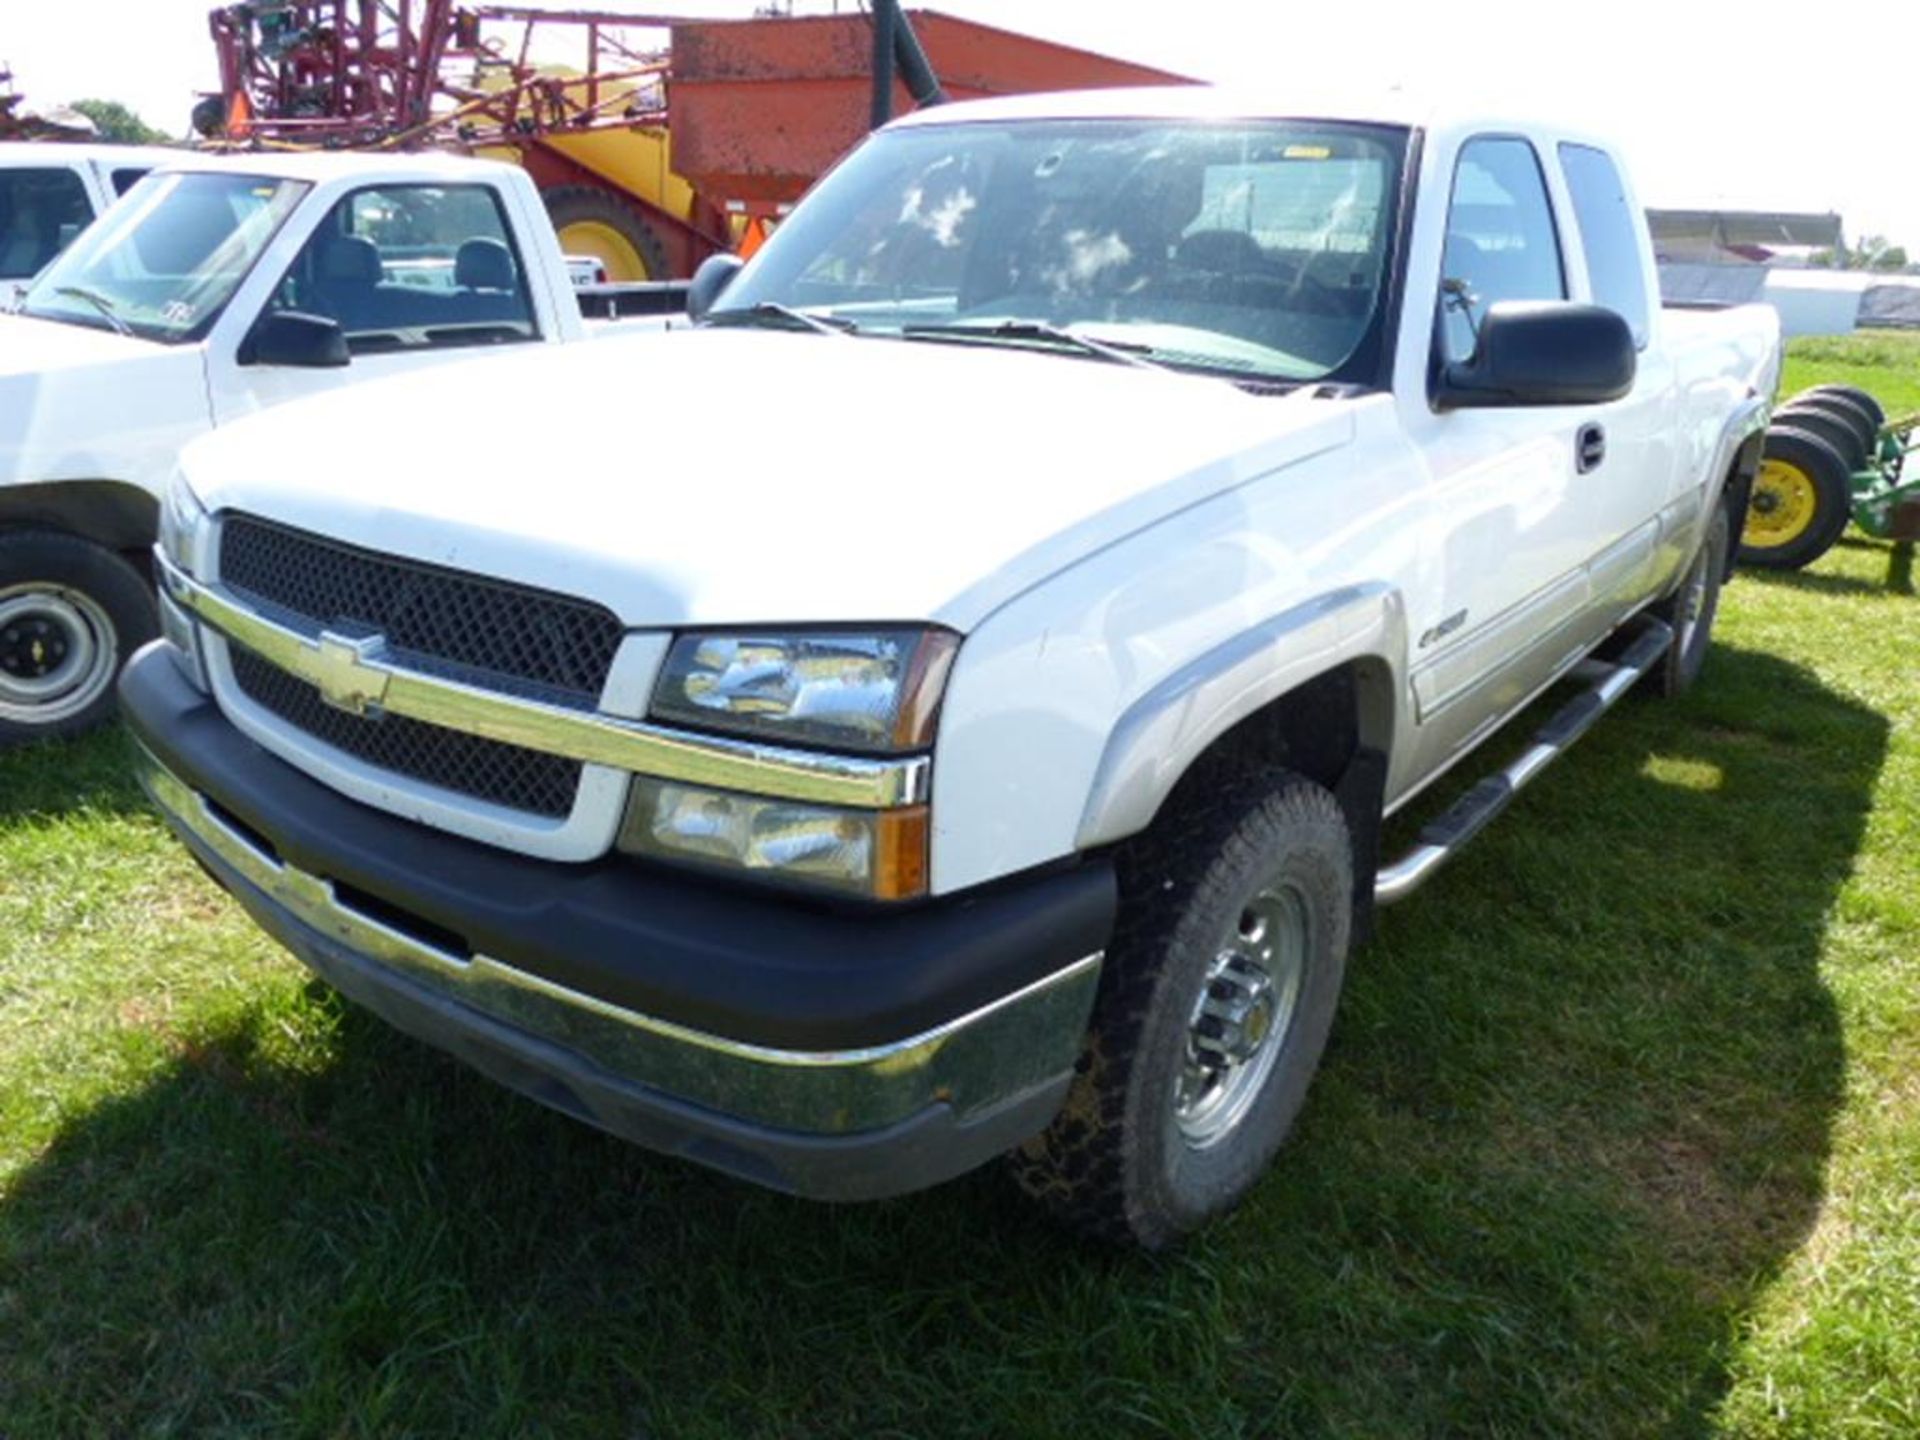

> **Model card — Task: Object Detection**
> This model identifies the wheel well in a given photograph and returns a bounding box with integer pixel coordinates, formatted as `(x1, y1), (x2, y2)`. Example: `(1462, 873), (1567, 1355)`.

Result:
(1719, 433), (1766, 581)
(0, 481), (158, 556)
(1150, 658), (1394, 944)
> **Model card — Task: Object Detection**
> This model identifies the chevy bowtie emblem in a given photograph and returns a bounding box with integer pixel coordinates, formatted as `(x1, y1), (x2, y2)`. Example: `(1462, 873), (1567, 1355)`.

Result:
(313, 631), (391, 716)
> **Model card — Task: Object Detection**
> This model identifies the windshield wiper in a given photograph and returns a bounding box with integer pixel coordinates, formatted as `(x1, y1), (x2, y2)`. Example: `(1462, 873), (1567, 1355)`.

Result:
(900, 320), (1172, 372)
(52, 285), (133, 337)
(704, 302), (858, 337)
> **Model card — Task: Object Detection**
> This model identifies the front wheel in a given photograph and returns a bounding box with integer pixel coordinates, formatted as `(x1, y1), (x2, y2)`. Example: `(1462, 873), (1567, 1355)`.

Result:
(0, 531), (156, 745)
(1009, 771), (1352, 1249)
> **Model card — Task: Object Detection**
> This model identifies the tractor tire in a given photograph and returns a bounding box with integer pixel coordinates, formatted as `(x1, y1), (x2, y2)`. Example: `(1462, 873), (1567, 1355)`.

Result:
(0, 530), (157, 745)
(1771, 402), (1869, 471)
(541, 185), (671, 283)
(1781, 391), (1879, 458)
(1800, 383), (1886, 432)
(1008, 769), (1352, 1250)
(1740, 426), (1855, 571)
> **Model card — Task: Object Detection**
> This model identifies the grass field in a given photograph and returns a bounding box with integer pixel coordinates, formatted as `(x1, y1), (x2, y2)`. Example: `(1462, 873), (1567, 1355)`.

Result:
(1, 335), (1916, 1438)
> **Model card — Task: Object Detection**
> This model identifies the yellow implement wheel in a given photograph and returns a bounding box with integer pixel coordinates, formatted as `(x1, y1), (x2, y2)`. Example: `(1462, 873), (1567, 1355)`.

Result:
(1745, 459), (1819, 550)
(541, 185), (670, 284)
(1738, 425), (1853, 570)
(556, 219), (652, 282)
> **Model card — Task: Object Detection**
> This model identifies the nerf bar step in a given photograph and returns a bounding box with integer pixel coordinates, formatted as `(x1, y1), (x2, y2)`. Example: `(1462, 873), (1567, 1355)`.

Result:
(1374, 616), (1674, 905)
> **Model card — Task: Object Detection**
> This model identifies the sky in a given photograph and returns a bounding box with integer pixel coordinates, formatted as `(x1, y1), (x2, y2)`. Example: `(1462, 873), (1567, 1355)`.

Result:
(6, 0), (1915, 250)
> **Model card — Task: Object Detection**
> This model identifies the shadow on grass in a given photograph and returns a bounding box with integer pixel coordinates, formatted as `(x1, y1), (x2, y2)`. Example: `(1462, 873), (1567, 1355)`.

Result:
(0, 649), (1885, 1438)
(0, 723), (150, 822)
(1743, 561), (1906, 600)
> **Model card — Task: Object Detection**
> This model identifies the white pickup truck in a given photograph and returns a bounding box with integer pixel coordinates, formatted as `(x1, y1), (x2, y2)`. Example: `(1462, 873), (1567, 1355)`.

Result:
(127, 89), (1779, 1247)
(0, 149), (680, 741)
(0, 141), (180, 305)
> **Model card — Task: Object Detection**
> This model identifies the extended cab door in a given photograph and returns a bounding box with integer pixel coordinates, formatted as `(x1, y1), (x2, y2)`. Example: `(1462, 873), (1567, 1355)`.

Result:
(206, 180), (548, 424)
(1553, 141), (1679, 626)
(1400, 135), (1610, 772)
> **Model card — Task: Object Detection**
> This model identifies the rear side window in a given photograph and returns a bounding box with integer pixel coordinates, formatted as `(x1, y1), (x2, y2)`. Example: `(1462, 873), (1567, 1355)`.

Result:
(1559, 144), (1650, 348)
(1437, 138), (1565, 366)
(0, 167), (93, 279)
(265, 183), (538, 354)
(111, 167), (152, 197)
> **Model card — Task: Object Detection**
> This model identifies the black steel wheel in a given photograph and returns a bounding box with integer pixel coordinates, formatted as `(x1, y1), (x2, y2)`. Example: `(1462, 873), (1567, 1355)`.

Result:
(0, 531), (156, 744)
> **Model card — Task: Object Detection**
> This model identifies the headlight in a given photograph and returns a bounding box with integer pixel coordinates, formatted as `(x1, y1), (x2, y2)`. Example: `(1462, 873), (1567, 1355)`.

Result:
(158, 470), (211, 577)
(650, 629), (958, 754)
(619, 777), (929, 900)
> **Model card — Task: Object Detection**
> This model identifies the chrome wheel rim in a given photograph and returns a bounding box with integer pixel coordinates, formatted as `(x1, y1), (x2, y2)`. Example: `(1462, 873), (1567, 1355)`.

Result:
(0, 585), (117, 726)
(1173, 881), (1309, 1149)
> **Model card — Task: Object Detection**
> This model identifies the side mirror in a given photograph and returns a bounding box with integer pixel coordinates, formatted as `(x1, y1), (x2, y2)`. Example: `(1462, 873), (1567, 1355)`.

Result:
(1436, 301), (1635, 410)
(686, 253), (745, 324)
(241, 310), (350, 368)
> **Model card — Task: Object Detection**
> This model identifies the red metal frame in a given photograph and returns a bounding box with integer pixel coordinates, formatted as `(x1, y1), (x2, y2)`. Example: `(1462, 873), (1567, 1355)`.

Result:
(206, 3), (677, 150)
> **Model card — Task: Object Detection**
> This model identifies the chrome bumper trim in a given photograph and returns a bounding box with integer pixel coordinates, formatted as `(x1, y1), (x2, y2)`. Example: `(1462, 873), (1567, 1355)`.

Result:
(156, 552), (929, 811)
(137, 743), (1100, 1135)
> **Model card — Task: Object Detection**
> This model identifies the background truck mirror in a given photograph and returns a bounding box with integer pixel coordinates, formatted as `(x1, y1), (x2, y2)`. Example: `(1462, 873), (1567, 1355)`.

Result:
(1437, 302), (1635, 410)
(241, 311), (350, 369)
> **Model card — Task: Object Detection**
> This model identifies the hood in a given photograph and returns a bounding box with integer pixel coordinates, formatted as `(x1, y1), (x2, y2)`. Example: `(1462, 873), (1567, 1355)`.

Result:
(182, 327), (1357, 631)
(0, 313), (211, 490)
(0, 310), (176, 377)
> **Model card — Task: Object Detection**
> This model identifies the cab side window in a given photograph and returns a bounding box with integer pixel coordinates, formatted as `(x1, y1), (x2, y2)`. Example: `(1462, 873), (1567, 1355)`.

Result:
(267, 184), (538, 353)
(1438, 138), (1565, 366)
(0, 167), (93, 279)
(1558, 143), (1650, 349)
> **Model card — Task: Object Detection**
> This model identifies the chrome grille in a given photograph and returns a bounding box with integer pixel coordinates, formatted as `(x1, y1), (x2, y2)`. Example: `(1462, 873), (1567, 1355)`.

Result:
(230, 647), (582, 819)
(216, 514), (622, 821)
(220, 514), (623, 702)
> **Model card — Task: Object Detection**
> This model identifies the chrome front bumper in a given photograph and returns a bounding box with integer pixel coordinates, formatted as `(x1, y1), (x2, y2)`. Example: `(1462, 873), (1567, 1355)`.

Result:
(135, 740), (1103, 1198)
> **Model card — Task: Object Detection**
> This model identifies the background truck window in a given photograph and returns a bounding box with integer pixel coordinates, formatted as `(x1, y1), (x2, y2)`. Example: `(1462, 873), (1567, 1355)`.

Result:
(0, 168), (93, 279)
(1438, 137), (1567, 366)
(267, 184), (538, 353)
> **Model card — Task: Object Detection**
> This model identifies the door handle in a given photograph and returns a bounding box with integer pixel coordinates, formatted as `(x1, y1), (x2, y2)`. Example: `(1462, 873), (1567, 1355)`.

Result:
(1576, 423), (1607, 474)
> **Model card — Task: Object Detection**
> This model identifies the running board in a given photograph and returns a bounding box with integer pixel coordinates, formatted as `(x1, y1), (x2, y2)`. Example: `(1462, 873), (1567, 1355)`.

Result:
(1374, 617), (1674, 905)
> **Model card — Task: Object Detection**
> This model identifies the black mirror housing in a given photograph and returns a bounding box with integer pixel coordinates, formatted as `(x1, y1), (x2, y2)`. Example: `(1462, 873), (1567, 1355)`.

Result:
(242, 310), (350, 368)
(1436, 301), (1635, 410)
(687, 253), (746, 324)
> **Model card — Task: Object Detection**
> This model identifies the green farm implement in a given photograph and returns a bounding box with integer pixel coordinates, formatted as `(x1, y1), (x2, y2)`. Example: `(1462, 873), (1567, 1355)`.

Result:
(1742, 384), (1920, 571)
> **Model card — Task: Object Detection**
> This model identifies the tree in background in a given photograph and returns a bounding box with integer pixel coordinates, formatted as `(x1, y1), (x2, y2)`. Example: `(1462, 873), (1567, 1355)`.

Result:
(1813, 235), (1914, 274)
(68, 99), (173, 145)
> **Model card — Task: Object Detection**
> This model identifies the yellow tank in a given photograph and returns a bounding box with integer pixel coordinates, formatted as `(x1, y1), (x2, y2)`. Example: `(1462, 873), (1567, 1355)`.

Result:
(474, 69), (697, 282)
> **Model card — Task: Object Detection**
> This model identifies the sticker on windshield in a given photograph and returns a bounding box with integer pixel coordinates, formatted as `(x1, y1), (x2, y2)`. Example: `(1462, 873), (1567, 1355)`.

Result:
(161, 301), (195, 325)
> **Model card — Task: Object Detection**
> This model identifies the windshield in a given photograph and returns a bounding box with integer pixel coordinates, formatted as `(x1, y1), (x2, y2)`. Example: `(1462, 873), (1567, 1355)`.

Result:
(714, 119), (1408, 384)
(19, 171), (308, 344)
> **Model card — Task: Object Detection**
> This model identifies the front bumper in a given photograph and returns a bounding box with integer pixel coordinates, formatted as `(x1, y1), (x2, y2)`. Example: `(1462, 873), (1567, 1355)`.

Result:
(121, 644), (1113, 1200)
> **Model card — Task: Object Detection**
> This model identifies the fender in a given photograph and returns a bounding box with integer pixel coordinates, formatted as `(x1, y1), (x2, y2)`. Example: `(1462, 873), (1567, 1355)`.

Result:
(1075, 583), (1409, 850)
(1655, 390), (1769, 598)
(0, 479), (158, 552)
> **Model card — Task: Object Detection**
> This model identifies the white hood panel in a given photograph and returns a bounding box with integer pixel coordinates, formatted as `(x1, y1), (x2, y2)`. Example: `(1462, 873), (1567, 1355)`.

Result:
(184, 328), (1356, 631)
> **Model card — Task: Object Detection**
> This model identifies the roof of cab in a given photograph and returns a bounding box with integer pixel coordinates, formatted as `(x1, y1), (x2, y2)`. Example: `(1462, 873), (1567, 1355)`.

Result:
(0, 141), (187, 171)
(148, 148), (521, 185)
(886, 84), (1437, 131)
